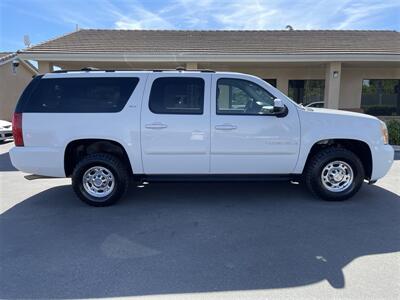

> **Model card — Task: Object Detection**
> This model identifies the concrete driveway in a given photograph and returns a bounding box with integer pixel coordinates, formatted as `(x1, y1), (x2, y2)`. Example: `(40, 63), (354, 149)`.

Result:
(1, 141), (399, 300)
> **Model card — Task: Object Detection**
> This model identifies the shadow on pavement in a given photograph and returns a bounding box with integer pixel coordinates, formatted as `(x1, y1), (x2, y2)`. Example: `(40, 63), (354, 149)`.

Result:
(1, 180), (399, 298)
(0, 151), (17, 172)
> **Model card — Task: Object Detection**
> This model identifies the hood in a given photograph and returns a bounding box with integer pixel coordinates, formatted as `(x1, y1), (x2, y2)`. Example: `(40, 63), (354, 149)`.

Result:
(305, 107), (378, 121)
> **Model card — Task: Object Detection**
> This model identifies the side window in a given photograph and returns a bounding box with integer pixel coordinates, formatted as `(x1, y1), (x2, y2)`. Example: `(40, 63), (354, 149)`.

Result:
(25, 77), (139, 113)
(217, 78), (275, 115)
(149, 77), (204, 114)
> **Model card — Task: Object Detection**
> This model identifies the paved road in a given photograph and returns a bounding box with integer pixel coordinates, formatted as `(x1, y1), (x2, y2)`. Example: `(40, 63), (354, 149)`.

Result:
(1, 141), (399, 300)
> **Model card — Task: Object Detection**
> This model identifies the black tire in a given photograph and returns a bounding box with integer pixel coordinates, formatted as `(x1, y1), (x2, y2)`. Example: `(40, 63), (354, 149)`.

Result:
(304, 147), (365, 201)
(72, 153), (129, 206)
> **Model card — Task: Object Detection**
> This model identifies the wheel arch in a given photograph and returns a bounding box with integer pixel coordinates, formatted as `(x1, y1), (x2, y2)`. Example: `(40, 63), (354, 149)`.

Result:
(64, 138), (133, 177)
(302, 138), (373, 179)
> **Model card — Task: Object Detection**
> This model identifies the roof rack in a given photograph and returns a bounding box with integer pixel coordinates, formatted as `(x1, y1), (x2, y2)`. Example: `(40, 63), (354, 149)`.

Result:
(51, 66), (215, 73)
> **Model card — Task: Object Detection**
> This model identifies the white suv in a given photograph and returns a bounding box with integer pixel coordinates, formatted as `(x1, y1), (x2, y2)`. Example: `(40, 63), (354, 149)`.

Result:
(10, 69), (394, 206)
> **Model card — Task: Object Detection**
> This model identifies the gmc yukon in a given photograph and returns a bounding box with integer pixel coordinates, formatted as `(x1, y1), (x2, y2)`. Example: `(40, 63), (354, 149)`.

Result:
(10, 69), (394, 206)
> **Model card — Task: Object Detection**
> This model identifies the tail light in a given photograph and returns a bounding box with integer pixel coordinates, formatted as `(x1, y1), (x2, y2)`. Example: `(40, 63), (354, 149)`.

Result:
(12, 113), (24, 146)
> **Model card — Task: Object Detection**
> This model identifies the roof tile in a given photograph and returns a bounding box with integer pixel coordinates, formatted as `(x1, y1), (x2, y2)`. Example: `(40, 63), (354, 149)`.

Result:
(21, 29), (400, 55)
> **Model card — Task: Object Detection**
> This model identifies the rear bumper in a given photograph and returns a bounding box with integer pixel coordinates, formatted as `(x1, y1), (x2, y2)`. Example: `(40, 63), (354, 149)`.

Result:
(9, 146), (65, 177)
(370, 144), (394, 181)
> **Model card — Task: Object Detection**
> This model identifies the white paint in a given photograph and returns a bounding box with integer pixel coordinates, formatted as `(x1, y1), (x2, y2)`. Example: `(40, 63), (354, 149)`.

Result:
(9, 70), (394, 182)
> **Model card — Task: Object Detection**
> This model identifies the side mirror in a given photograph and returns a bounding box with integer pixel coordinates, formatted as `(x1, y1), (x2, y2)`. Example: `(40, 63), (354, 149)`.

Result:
(273, 99), (288, 117)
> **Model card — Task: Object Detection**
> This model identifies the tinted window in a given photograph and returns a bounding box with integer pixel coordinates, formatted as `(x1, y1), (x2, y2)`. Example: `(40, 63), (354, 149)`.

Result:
(149, 77), (204, 114)
(15, 75), (43, 113)
(361, 79), (400, 116)
(288, 80), (325, 105)
(217, 78), (275, 115)
(263, 79), (277, 87)
(24, 77), (138, 113)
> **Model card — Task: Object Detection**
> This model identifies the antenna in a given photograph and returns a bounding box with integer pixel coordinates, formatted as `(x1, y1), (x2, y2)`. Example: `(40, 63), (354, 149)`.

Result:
(76, 24), (79, 31)
(23, 35), (31, 47)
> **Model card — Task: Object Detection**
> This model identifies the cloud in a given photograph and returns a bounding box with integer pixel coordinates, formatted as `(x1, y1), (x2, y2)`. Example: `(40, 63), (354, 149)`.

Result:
(108, 0), (399, 31)
(114, 8), (173, 30)
(5, 0), (400, 33)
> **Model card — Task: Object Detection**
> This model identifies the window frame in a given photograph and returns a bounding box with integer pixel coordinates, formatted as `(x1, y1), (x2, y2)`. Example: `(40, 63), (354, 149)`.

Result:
(148, 77), (205, 115)
(216, 78), (277, 116)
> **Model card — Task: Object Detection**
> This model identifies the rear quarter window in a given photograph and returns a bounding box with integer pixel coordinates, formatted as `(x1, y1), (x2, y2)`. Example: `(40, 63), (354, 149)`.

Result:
(23, 77), (139, 113)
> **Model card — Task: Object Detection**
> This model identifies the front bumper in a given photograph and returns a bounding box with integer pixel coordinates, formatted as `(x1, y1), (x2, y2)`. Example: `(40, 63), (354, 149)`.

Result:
(0, 129), (12, 141)
(370, 144), (394, 181)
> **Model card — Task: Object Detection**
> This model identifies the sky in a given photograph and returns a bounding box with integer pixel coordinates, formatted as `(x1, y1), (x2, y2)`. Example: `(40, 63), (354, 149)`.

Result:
(0, 0), (399, 51)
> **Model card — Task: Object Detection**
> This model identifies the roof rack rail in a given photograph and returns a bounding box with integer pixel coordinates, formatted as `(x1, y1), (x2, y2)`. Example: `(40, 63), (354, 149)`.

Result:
(51, 67), (215, 73)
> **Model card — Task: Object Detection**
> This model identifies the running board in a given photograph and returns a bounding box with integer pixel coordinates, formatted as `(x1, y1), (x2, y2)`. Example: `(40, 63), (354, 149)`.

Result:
(136, 174), (294, 183)
(24, 174), (59, 180)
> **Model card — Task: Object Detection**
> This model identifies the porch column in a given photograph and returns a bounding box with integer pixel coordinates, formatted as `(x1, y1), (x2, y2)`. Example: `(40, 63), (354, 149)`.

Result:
(277, 77), (289, 95)
(38, 61), (54, 73)
(186, 62), (198, 70)
(324, 62), (342, 109)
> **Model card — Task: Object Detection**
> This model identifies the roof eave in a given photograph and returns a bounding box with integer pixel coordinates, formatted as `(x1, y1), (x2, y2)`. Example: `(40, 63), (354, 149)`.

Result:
(17, 52), (400, 63)
(0, 54), (38, 75)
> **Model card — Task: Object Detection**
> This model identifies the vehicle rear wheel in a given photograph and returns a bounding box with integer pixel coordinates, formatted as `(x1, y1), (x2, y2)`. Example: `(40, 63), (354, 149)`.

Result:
(72, 153), (129, 206)
(305, 147), (365, 201)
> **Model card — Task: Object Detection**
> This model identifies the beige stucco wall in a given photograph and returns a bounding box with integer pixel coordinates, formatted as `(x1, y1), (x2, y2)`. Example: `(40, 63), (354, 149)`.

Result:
(22, 60), (400, 114)
(0, 61), (35, 121)
(339, 67), (400, 110)
(207, 65), (326, 95)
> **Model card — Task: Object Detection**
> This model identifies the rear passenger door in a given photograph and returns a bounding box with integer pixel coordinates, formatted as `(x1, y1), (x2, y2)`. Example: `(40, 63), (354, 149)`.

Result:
(141, 73), (211, 174)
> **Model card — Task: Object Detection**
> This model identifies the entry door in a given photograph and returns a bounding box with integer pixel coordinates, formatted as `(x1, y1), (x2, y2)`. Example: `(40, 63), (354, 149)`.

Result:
(210, 75), (300, 174)
(141, 73), (211, 174)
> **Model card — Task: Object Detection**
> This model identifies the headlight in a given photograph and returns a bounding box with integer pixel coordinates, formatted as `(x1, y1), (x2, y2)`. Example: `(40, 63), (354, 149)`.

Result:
(381, 121), (389, 144)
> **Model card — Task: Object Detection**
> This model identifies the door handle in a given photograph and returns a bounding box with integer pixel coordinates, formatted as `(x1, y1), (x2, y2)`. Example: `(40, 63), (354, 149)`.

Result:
(145, 122), (168, 129)
(215, 124), (237, 130)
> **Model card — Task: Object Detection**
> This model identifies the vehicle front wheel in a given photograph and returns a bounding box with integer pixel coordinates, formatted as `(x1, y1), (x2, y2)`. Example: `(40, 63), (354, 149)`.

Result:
(305, 147), (365, 201)
(72, 153), (129, 206)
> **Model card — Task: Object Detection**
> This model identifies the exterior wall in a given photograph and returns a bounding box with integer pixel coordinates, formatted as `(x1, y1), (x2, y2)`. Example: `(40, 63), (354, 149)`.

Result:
(340, 67), (400, 110)
(213, 65), (326, 95)
(24, 60), (400, 114)
(0, 62), (35, 121)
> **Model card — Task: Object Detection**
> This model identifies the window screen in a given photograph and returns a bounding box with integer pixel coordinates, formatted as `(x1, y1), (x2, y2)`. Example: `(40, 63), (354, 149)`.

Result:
(149, 77), (204, 114)
(217, 78), (275, 115)
(25, 77), (138, 113)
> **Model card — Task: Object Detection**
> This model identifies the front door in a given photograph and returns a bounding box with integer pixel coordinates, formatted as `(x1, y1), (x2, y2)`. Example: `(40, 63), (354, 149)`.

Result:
(141, 73), (211, 174)
(210, 74), (300, 174)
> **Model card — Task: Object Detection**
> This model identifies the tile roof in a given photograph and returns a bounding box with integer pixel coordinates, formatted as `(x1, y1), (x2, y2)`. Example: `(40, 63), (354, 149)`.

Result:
(0, 52), (17, 63)
(20, 29), (400, 56)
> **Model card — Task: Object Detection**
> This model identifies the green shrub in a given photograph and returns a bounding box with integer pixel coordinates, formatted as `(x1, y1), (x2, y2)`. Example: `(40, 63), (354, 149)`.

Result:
(364, 106), (397, 116)
(387, 120), (400, 145)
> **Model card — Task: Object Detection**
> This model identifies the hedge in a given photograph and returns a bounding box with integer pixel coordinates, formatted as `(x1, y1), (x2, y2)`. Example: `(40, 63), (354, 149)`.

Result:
(387, 119), (400, 145)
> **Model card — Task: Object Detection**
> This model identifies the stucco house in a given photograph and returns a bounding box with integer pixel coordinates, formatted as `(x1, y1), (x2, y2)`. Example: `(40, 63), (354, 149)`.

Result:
(3, 29), (400, 120)
(0, 52), (38, 121)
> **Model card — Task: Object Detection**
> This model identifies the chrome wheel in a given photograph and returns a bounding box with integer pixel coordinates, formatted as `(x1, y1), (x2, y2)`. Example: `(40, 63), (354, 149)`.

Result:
(321, 160), (354, 192)
(83, 166), (115, 198)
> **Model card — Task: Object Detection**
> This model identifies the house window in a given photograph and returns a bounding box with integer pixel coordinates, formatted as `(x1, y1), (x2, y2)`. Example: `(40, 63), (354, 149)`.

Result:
(263, 79), (277, 87)
(288, 80), (325, 105)
(361, 79), (400, 116)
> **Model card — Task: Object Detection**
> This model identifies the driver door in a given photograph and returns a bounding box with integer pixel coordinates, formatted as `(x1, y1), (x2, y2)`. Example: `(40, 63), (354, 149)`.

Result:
(210, 74), (300, 174)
